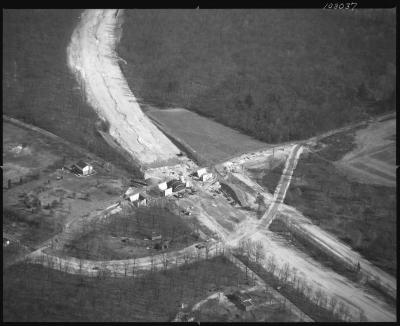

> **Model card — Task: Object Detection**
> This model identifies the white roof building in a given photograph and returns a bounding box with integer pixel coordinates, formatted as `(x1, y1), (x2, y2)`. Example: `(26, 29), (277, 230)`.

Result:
(158, 182), (168, 191)
(195, 168), (207, 178)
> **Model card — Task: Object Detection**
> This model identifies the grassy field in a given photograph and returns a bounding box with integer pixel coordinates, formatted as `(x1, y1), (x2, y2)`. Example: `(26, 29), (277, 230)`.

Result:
(3, 9), (141, 177)
(62, 206), (199, 260)
(3, 256), (251, 322)
(120, 9), (395, 144)
(285, 131), (396, 275)
(146, 108), (267, 165)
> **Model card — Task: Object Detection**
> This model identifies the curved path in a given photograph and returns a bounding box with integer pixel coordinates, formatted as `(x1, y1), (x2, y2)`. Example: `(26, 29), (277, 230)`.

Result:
(67, 9), (180, 166)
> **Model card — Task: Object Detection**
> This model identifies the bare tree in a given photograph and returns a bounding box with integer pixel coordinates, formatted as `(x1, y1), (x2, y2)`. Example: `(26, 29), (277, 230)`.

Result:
(162, 253), (169, 272)
(254, 241), (265, 265)
(329, 295), (338, 314)
(266, 255), (277, 275)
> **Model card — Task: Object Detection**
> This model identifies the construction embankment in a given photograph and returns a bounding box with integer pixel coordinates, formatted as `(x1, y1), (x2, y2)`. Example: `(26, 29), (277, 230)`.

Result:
(67, 9), (181, 168)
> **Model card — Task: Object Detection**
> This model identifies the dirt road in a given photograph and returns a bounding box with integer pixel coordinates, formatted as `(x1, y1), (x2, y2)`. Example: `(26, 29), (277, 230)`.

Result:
(67, 9), (181, 167)
(279, 204), (397, 299)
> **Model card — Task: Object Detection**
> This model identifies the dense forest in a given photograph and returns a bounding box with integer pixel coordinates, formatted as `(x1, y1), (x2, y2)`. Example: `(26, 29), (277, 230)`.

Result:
(119, 9), (395, 143)
(3, 10), (141, 176)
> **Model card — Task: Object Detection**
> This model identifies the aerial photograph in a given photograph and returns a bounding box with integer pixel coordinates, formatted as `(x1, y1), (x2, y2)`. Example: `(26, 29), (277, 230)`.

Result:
(2, 7), (396, 322)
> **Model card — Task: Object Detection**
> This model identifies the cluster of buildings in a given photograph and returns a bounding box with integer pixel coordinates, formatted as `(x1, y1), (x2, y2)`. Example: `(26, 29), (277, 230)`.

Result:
(122, 167), (214, 207)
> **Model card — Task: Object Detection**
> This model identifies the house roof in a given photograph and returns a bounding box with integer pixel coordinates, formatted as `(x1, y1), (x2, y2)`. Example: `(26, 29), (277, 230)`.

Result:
(75, 160), (90, 169)
(167, 179), (184, 189)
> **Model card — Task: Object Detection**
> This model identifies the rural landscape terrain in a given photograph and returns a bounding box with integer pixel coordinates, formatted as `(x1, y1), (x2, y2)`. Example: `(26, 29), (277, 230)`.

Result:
(3, 8), (396, 322)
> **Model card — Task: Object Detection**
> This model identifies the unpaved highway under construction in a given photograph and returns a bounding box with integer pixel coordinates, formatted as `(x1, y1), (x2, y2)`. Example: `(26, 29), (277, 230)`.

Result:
(67, 9), (181, 167)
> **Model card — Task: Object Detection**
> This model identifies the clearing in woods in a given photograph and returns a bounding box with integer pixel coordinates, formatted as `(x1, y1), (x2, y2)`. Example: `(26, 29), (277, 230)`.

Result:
(146, 107), (269, 165)
(60, 206), (199, 260)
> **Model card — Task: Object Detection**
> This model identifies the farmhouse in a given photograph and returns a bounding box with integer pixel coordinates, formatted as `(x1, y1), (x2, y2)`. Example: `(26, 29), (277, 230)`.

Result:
(72, 161), (94, 176)
(226, 292), (254, 311)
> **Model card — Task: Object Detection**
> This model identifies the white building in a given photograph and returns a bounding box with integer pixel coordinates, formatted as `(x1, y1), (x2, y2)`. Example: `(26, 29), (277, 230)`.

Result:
(158, 182), (168, 191)
(125, 187), (136, 197)
(129, 192), (147, 207)
(200, 173), (213, 182)
(163, 188), (173, 197)
(195, 168), (207, 178)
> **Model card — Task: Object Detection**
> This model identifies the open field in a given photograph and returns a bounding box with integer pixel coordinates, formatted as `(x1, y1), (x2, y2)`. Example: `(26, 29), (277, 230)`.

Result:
(286, 123), (396, 275)
(3, 256), (252, 322)
(61, 207), (199, 260)
(146, 107), (268, 165)
(337, 118), (396, 187)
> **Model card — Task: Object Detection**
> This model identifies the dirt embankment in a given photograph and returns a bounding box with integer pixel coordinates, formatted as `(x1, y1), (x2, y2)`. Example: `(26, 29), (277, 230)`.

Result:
(67, 9), (181, 168)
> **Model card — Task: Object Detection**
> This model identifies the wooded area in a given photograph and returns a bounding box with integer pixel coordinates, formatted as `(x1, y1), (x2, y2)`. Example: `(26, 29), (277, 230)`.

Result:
(119, 9), (395, 143)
